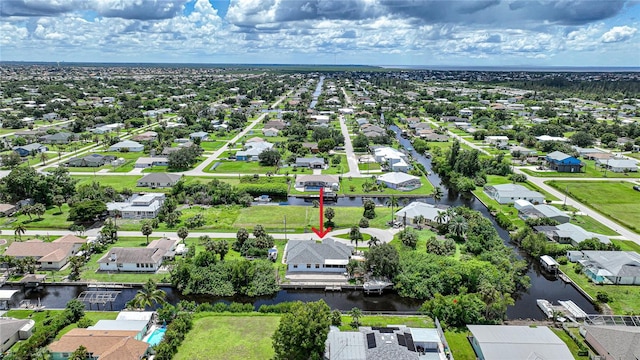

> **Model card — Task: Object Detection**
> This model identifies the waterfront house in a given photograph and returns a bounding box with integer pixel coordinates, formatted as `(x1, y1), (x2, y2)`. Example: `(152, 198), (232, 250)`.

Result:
(284, 238), (352, 273)
(467, 325), (573, 360)
(578, 251), (640, 285)
(4, 235), (86, 270)
(109, 140), (144, 152)
(533, 223), (611, 247)
(97, 238), (179, 273)
(295, 174), (339, 192)
(395, 201), (449, 226)
(377, 172), (422, 191)
(49, 329), (149, 360)
(137, 173), (182, 188)
(583, 324), (640, 360)
(107, 193), (165, 219)
(483, 184), (545, 204)
(545, 151), (583, 173)
(373, 146), (410, 172)
(516, 200), (570, 224)
(89, 320), (148, 340)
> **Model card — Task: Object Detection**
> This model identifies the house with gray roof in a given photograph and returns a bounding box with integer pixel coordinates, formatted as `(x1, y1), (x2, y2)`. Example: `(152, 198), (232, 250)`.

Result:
(0, 318), (35, 352)
(41, 132), (74, 144)
(236, 141), (274, 161)
(584, 324), (640, 360)
(516, 201), (570, 224)
(468, 325), (573, 360)
(97, 238), (179, 272)
(484, 184), (545, 204)
(534, 223), (611, 247)
(377, 172), (421, 191)
(596, 158), (638, 173)
(109, 140), (144, 152)
(13, 143), (47, 157)
(295, 174), (339, 192)
(284, 238), (352, 273)
(137, 173), (182, 188)
(578, 251), (640, 285)
(395, 202), (449, 226)
(295, 157), (325, 169)
(65, 153), (116, 167)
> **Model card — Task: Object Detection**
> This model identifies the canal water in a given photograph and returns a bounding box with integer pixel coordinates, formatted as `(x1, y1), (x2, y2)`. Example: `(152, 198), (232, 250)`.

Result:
(309, 76), (325, 109)
(1, 126), (597, 320)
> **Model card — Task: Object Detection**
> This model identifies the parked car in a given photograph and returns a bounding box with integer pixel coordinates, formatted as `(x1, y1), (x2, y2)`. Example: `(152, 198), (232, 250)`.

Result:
(633, 185), (640, 192)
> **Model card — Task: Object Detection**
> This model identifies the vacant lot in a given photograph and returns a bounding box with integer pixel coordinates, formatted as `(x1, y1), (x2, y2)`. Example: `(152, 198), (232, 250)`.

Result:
(547, 180), (640, 232)
(174, 315), (280, 360)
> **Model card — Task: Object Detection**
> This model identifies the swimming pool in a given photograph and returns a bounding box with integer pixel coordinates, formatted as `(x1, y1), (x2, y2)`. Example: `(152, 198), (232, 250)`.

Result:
(146, 327), (166, 346)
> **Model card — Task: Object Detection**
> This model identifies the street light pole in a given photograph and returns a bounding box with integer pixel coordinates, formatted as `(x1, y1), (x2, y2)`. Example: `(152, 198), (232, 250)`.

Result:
(284, 215), (287, 242)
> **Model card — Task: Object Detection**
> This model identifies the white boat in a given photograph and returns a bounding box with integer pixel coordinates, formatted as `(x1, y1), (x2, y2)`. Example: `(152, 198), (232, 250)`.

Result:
(363, 280), (392, 293)
(254, 195), (271, 203)
(536, 299), (554, 318)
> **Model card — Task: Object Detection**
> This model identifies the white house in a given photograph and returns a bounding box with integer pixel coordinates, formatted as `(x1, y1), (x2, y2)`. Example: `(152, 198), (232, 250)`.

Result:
(377, 172), (422, 191)
(107, 193), (166, 219)
(137, 173), (182, 188)
(0, 318), (35, 352)
(97, 238), (179, 272)
(295, 174), (339, 192)
(189, 131), (209, 141)
(468, 325), (573, 360)
(236, 141), (274, 161)
(395, 202), (449, 225)
(484, 184), (545, 204)
(109, 140), (144, 152)
(459, 108), (473, 117)
(536, 135), (568, 142)
(596, 158), (638, 173)
(373, 147), (410, 172)
(284, 238), (352, 273)
(91, 123), (123, 134)
(134, 157), (169, 168)
(578, 251), (640, 285)
(262, 128), (280, 137)
(485, 136), (509, 147)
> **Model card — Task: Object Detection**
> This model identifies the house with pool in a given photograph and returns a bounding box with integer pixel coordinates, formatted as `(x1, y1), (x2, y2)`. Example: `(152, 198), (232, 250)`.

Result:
(295, 174), (340, 192)
(48, 329), (150, 360)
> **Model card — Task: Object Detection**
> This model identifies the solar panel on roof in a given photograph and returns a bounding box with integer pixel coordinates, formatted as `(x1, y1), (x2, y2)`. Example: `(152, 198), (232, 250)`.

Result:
(397, 333), (406, 347)
(405, 333), (416, 352)
(366, 333), (377, 349)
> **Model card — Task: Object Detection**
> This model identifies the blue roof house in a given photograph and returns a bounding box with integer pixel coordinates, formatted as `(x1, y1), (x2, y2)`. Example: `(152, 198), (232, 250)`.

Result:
(545, 151), (583, 173)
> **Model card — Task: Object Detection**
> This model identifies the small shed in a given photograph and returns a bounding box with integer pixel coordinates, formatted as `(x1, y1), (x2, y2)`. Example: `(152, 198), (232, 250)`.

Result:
(0, 290), (20, 310)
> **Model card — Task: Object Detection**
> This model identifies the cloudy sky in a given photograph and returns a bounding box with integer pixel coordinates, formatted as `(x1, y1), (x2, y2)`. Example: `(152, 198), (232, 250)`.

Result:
(1, 0), (639, 67)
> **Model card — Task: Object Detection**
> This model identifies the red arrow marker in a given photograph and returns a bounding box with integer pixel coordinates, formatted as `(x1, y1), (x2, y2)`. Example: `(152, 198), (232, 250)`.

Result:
(312, 187), (332, 239)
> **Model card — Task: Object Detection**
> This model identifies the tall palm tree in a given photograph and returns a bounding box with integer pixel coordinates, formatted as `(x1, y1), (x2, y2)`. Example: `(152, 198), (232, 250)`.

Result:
(432, 186), (444, 205)
(14, 223), (26, 241)
(414, 215), (425, 229)
(39, 151), (48, 165)
(435, 211), (448, 227)
(385, 196), (399, 225)
(448, 215), (468, 240)
(349, 225), (363, 249)
(132, 279), (166, 310)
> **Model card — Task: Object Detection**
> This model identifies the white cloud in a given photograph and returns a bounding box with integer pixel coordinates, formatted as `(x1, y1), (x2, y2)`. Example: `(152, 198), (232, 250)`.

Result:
(600, 25), (637, 43)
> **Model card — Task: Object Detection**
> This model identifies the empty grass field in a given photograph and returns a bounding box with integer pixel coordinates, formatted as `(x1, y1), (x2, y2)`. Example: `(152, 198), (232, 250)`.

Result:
(174, 314), (280, 360)
(547, 180), (640, 232)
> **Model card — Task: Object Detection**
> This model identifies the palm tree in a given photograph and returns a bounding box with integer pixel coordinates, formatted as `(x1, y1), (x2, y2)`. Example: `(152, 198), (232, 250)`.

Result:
(140, 221), (153, 245)
(385, 196), (399, 225)
(14, 223), (26, 241)
(414, 215), (425, 229)
(432, 186), (444, 205)
(348, 307), (363, 328)
(39, 151), (48, 165)
(435, 211), (448, 226)
(132, 279), (166, 310)
(448, 215), (468, 240)
(349, 225), (363, 249)
(367, 236), (381, 248)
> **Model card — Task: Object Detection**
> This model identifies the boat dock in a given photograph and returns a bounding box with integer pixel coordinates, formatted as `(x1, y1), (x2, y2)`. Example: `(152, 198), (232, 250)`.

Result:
(537, 298), (588, 322)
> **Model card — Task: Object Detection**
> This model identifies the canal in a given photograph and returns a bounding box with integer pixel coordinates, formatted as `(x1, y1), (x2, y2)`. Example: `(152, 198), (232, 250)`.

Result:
(1, 126), (597, 320)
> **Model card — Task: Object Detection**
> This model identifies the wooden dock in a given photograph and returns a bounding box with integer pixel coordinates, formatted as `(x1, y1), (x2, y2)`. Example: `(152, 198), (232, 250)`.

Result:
(558, 273), (571, 283)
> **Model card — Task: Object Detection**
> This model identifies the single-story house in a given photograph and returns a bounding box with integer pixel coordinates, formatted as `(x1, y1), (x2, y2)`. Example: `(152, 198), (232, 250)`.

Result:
(516, 200), (570, 223)
(325, 325), (446, 360)
(48, 329), (149, 360)
(284, 238), (352, 273)
(131, 131), (158, 142)
(236, 141), (274, 161)
(546, 151), (583, 173)
(395, 202), (449, 225)
(596, 158), (638, 173)
(484, 184), (545, 204)
(88, 320), (149, 340)
(109, 140), (144, 152)
(536, 135), (568, 142)
(295, 174), (339, 192)
(467, 325), (573, 360)
(578, 251), (640, 285)
(91, 123), (123, 134)
(4, 235), (86, 270)
(0, 318), (35, 352)
(134, 157), (169, 168)
(510, 146), (537, 157)
(583, 324), (640, 360)
(0, 203), (17, 217)
(189, 131), (209, 141)
(534, 223), (611, 247)
(65, 154), (116, 167)
(13, 143), (47, 157)
(302, 142), (319, 153)
(107, 193), (166, 219)
(485, 136), (509, 147)
(41, 132), (74, 144)
(97, 238), (179, 272)
(262, 127), (280, 137)
(264, 120), (287, 130)
(295, 157), (325, 169)
(377, 172), (422, 191)
(421, 132), (449, 142)
(137, 173), (182, 188)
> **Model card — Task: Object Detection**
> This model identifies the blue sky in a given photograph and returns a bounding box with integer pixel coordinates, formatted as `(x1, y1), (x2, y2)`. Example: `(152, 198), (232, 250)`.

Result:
(1, 0), (639, 67)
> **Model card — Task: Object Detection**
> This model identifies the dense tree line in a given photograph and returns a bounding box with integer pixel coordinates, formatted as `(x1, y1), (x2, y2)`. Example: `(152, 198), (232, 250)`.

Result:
(0, 167), (77, 206)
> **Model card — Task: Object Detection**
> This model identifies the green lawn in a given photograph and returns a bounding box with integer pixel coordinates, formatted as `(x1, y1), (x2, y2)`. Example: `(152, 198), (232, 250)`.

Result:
(207, 161), (281, 174)
(337, 315), (433, 331)
(118, 205), (241, 232)
(290, 176), (434, 196)
(358, 163), (381, 171)
(174, 314), (280, 360)
(547, 180), (640, 232)
(0, 204), (73, 230)
(444, 330), (476, 360)
(613, 239), (640, 253)
(551, 328), (589, 360)
(570, 215), (618, 236)
(199, 141), (226, 151)
(521, 159), (640, 178)
(559, 263), (640, 314)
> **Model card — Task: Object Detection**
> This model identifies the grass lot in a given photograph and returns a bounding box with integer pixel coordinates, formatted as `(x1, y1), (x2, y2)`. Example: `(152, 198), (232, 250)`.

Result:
(118, 205), (241, 231)
(174, 314), (280, 360)
(358, 162), (381, 171)
(521, 159), (640, 178)
(337, 315), (433, 331)
(5, 310), (118, 338)
(559, 263), (640, 314)
(571, 215), (618, 236)
(443, 330), (476, 360)
(199, 141), (226, 152)
(290, 176), (434, 196)
(547, 180), (640, 232)
(613, 239), (640, 253)
(208, 161), (282, 174)
(551, 328), (589, 360)
(0, 204), (73, 230)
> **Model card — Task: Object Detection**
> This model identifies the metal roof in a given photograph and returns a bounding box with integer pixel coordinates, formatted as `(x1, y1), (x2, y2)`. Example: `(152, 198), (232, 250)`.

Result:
(467, 325), (573, 360)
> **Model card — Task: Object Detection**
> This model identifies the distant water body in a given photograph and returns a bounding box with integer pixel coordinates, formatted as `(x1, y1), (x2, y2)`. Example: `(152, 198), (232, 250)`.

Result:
(2, 61), (638, 72)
